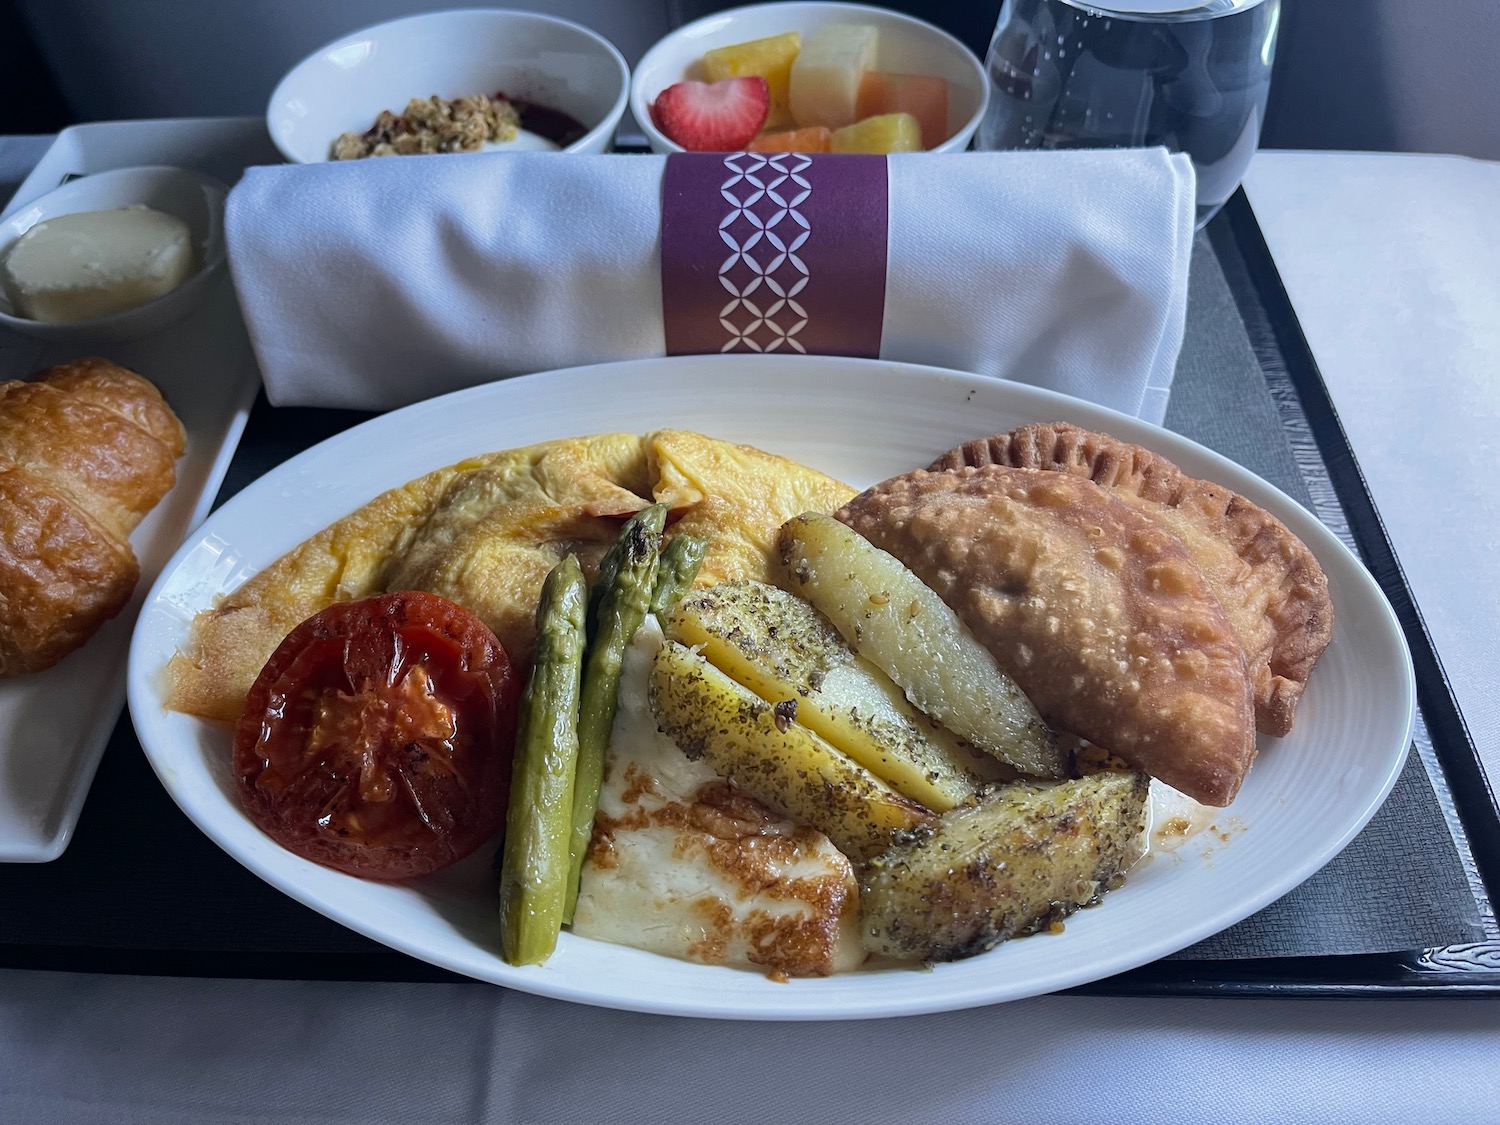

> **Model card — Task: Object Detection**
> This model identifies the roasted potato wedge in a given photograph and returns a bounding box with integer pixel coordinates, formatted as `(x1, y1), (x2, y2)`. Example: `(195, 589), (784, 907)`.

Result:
(859, 770), (1149, 961)
(649, 638), (930, 861)
(666, 580), (1003, 811)
(777, 513), (1066, 778)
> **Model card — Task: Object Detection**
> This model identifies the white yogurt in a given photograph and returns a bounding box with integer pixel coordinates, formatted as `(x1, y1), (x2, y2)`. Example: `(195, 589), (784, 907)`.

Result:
(482, 129), (561, 152)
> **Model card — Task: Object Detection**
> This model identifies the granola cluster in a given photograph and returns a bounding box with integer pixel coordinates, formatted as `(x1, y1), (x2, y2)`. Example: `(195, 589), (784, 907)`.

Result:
(331, 94), (521, 159)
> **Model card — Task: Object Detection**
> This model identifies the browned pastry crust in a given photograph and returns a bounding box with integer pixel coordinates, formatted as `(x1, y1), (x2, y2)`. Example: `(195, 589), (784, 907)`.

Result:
(929, 422), (1331, 737)
(0, 461), (139, 675)
(0, 358), (185, 677)
(836, 466), (1258, 806)
(39, 355), (187, 456)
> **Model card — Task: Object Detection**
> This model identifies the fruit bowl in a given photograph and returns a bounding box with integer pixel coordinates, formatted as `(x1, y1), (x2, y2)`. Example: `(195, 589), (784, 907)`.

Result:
(632, 2), (990, 155)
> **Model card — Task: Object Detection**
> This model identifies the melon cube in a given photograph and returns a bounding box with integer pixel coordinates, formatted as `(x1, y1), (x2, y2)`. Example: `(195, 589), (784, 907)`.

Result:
(856, 71), (950, 149)
(829, 113), (922, 154)
(787, 24), (878, 129)
(702, 31), (801, 129)
(747, 125), (833, 153)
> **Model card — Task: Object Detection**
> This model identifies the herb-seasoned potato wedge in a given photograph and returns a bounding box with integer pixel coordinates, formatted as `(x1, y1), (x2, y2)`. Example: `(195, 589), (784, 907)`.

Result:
(649, 639), (930, 861)
(777, 513), (1066, 779)
(665, 581), (1003, 811)
(860, 771), (1150, 961)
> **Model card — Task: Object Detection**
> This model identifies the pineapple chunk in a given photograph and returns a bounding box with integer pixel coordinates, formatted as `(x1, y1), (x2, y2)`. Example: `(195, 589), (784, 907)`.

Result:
(830, 112), (922, 154)
(778, 513), (1067, 779)
(666, 580), (998, 811)
(703, 31), (802, 129)
(788, 24), (878, 128)
(649, 638), (930, 861)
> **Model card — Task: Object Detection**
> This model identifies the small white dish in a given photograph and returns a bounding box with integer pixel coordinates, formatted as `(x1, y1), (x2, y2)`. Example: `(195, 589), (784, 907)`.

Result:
(0, 165), (228, 344)
(267, 8), (630, 163)
(632, 2), (990, 155)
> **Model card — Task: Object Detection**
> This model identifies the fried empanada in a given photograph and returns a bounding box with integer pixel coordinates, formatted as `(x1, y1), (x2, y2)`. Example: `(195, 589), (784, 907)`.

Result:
(836, 466), (1257, 806)
(930, 422), (1331, 737)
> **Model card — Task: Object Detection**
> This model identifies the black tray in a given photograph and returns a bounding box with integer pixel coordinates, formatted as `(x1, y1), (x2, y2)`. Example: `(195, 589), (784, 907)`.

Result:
(1078, 192), (1500, 997)
(4, 190), (1498, 995)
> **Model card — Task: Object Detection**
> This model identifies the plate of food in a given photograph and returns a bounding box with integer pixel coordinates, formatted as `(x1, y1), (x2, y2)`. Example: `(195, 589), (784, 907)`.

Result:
(126, 355), (1413, 1019)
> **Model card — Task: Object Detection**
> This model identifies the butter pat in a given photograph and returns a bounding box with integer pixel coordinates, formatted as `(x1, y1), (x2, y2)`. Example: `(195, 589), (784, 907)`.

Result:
(788, 24), (879, 129)
(1, 206), (195, 322)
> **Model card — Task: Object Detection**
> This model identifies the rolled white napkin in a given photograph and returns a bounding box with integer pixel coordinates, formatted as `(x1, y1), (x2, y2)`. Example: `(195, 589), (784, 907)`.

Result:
(226, 149), (1194, 421)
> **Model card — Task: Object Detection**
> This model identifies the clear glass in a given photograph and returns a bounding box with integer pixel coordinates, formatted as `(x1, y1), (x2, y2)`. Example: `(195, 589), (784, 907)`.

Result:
(978, 0), (1281, 227)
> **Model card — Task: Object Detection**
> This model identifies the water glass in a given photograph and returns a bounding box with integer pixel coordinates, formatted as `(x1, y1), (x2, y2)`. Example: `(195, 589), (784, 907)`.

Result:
(978, 0), (1281, 227)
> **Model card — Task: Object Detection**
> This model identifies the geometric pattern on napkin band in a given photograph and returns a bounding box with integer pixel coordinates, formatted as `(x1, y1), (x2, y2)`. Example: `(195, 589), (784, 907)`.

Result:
(661, 152), (887, 360)
(717, 152), (811, 352)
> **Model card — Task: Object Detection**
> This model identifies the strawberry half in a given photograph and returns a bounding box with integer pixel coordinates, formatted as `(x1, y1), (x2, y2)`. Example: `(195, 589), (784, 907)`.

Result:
(650, 77), (771, 152)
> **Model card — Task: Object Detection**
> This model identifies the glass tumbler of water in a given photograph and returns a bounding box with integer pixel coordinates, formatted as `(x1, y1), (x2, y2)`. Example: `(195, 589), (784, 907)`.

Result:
(979, 0), (1280, 227)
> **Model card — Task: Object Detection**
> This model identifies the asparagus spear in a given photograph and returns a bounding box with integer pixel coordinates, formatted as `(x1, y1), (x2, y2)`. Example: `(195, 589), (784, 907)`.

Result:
(562, 505), (668, 922)
(649, 533), (708, 618)
(499, 554), (587, 967)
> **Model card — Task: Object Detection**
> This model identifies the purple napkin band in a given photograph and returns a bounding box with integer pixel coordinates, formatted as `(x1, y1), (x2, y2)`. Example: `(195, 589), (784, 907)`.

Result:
(660, 153), (888, 357)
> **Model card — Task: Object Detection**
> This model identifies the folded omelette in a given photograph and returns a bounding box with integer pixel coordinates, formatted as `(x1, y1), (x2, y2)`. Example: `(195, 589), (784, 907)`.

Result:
(167, 430), (856, 722)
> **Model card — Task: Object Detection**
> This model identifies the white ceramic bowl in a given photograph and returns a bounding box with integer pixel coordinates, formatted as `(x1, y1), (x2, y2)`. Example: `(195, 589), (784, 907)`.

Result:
(0, 164), (228, 343)
(267, 8), (630, 163)
(632, 2), (989, 155)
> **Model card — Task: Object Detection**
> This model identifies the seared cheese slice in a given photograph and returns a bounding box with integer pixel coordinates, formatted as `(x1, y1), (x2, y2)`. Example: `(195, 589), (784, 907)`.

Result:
(572, 620), (864, 977)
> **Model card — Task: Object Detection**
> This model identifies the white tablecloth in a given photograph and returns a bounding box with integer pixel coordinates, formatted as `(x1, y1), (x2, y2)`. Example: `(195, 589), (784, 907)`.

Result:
(4, 143), (1500, 1125)
(2, 969), (1498, 1125)
(1243, 151), (1500, 794)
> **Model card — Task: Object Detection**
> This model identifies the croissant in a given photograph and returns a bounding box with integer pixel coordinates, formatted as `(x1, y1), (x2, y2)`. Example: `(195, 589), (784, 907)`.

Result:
(0, 357), (186, 677)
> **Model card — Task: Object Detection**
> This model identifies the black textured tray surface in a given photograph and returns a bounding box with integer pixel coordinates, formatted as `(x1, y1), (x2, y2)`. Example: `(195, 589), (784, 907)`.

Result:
(3, 194), (1496, 993)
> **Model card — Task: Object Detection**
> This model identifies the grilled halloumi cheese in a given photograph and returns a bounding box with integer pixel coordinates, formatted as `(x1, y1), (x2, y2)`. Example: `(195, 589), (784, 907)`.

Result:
(571, 620), (864, 977)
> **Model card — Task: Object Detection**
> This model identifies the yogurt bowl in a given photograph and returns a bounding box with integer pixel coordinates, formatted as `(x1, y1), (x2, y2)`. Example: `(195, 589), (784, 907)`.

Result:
(267, 8), (630, 163)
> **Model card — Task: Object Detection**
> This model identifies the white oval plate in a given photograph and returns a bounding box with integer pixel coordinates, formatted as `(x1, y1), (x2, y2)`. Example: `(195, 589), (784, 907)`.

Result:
(127, 356), (1413, 1020)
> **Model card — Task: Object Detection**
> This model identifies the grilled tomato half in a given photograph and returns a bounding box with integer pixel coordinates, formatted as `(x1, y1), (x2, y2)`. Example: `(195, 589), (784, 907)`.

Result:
(233, 591), (521, 879)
